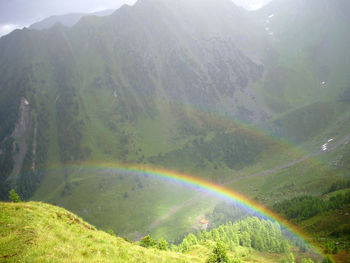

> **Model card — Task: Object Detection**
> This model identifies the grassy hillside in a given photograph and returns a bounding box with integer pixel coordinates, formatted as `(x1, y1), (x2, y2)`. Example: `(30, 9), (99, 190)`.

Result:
(1, 201), (320, 263)
(0, 201), (202, 263)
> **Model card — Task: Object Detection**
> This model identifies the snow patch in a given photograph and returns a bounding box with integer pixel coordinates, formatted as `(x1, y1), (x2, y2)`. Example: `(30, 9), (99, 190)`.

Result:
(268, 14), (275, 19)
(322, 143), (328, 151)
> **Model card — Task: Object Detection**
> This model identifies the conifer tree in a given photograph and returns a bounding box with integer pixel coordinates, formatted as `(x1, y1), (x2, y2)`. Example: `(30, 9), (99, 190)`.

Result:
(139, 235), (156, 248)
(207, 241), (230, 263)
(9, 189), (21, 203)
(157, 239), (168, 251)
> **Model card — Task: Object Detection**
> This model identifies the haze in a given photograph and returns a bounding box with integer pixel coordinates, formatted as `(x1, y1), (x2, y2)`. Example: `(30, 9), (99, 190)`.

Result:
(0, 0), (272, 37)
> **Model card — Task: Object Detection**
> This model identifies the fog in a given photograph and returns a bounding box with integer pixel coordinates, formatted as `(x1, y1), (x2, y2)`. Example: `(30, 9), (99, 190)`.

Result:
(0, 0), (272, 37)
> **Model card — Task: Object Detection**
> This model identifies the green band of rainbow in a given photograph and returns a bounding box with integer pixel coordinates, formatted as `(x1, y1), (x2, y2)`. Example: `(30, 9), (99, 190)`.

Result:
(67, 161), (324, 256)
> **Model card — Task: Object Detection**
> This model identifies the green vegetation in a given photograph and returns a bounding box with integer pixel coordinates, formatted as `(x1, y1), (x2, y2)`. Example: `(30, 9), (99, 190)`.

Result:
(177, 217), (290, 254)
(207, 241), (230, 263)
(140, 235), (157, 248)
(0, 202), (200, 263)
(273, 191), (350, 223)
(8, 190), (21, 203)
(325, 180), (350, 194)
(0, 201), (316, 263)
(0, 0), (350, 260)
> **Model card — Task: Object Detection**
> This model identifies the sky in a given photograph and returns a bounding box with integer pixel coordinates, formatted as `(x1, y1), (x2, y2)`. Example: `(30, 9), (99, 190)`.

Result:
(0, 0), (272, 37)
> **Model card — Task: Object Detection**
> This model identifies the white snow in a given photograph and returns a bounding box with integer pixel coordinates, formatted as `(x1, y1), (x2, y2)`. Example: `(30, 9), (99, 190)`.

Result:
(322, 143), (328, 151)
(113, 90), (118, 98)
(268, 14), (275, 19)
(24, 99), (29, 105)
(328, 138), (334, 142)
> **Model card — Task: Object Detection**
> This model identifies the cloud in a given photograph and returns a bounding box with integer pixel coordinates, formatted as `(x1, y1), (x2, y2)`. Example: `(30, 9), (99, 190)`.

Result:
(249, 3), (264, 10)
(0, 0), (136, 37)
(0, 0), (136, 25)
(0, 24), (26, 37)
(0, 0), (270, 37)
(232, 0), (272, 10)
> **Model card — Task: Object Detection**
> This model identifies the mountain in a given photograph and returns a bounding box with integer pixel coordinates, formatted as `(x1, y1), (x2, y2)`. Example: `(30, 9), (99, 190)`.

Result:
(0, 0), (349, 256)
(250, 0), (350, 115)
(0, 0), (274, 241)
(29, 10), (115, 30)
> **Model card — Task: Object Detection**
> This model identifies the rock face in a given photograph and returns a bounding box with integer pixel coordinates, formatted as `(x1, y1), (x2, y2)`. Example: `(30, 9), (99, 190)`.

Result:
(11, 98), (32, 177)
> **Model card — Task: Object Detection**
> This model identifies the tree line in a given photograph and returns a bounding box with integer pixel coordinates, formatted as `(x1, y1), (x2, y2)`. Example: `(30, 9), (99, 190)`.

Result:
(273, 191), (350, 223)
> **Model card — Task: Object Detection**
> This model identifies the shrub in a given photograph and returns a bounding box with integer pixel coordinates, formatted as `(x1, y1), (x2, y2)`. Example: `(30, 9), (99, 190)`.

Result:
(207, 241), (230, 263)
(140, 235), (156, 248)
(9, 189), (21, 203)
(158, 239), (169, 251)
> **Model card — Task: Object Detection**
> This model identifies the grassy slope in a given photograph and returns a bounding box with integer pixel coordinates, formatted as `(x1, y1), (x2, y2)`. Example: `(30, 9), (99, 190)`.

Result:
(0, 201), (201, 263)
(299, 203), (350, 263)
(0, 201), (294, 263)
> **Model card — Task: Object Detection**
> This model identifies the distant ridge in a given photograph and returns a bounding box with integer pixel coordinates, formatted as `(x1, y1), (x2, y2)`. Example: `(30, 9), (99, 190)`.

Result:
(29, 9), (115, 30)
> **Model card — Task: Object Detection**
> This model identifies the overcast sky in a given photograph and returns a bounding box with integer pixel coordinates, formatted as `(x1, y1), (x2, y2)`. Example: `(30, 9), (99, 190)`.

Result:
(0, 0), (272, 37)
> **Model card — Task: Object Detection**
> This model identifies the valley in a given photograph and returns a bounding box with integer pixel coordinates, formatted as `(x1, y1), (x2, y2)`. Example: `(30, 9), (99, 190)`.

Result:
(1, 0), (350, 262)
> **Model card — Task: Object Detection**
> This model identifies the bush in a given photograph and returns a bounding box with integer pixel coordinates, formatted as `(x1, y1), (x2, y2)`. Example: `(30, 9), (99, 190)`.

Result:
(140, 235), (156, 248)
(158, 239), (169, 251)
(9, 189), (21, 203)
(207, 241), (230, 263)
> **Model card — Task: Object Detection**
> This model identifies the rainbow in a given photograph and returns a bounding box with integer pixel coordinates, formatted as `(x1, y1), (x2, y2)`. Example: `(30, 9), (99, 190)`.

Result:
(66, 161), (323, 256)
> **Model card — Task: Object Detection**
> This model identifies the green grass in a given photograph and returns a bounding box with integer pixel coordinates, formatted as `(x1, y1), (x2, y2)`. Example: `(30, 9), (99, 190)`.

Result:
(0, 201), (201, 263)
(0, 201), (305, 263)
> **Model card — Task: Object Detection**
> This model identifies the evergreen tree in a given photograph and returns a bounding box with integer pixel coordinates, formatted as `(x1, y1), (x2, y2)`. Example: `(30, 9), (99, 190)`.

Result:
(9, 189), (21, 203)
(240, 232), (251, 247)
(207, 241), (230, 263)
(186, 233), (198, 246)
(139, 235), (156, 248)
(197, 231), (204, 242)
(212, 229), (221, 242)
(280, 240), (290, 253)
(157, 239), (168, 251)
(180, 239), (190, 252)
